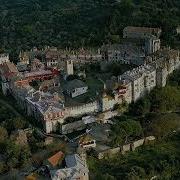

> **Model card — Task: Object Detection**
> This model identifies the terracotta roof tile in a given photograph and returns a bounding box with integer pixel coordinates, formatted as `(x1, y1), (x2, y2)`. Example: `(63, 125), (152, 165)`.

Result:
(47, 151), (64, 167)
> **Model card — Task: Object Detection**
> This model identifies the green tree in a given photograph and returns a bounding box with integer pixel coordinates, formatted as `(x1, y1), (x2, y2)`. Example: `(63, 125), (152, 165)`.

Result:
(111, 117), (143, 146)
(0, 126), (8, 142)
(149, 113), (180, 138)
(12, 118), (26, 130)
(150, 86), (180, 113)
(129, 97), (151, 116)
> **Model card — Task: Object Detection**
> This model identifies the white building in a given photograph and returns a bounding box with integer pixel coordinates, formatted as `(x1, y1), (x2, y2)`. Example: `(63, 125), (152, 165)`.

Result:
(65, 102), (99, 118)
(66, 60), (74, 76)
(50, 154), (89, 180)
(26, 91), (65, 133)
(65, 79), (88, 98)
(115, 79), (133, 104)
(45, 47), (60, 68)
(0, 53), (9, 65)
(145, 37), (161, 54)
(156, 67), (168, 87)
(146, 48), (180, 87)
(101, 92), (117, 112)
(119, 64), (156, 102)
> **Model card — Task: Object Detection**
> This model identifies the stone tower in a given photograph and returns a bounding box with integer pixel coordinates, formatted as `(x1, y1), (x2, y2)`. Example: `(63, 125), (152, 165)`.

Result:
(66, 60), (74, 76)
(19, 51), (30, 65)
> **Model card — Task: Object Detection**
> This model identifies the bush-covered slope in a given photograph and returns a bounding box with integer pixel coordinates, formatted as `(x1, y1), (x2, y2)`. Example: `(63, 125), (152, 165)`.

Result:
(0, 0), (114, 51)
(0, 0), (179, 54)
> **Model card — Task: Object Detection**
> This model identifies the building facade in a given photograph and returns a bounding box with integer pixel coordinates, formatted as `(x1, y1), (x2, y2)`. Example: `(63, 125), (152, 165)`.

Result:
(65, 79), (88, 98)
(50, 154), (89, 180)
(0, 53), (9, 65)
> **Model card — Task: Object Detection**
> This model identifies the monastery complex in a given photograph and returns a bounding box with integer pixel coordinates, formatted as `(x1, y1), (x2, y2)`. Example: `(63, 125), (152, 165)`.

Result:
(0, 26), (180, 134)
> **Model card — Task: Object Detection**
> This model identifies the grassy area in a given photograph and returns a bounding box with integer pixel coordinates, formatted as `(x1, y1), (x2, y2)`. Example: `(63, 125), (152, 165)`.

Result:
(64, 73), (104, 105)
(68, 76), (104, 104)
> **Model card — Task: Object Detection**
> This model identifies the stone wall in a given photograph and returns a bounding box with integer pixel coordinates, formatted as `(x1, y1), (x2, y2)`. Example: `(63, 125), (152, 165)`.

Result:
(121, 144), (131, 154)
(94, 136), (155, 159)
(131, 139), (145, 151)
(65, 101), (99, 117)
(60, 116), (96, 134)
(60, 120), (85, 134)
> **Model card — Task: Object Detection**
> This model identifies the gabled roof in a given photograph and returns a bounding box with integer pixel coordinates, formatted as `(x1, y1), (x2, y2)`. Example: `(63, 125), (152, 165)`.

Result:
(50, 154), (89, 179)
(1, 62), (18, 74)
(65, 79), (87, 92)
(0, 62), (19, 79)
(47, 151), (64, 167)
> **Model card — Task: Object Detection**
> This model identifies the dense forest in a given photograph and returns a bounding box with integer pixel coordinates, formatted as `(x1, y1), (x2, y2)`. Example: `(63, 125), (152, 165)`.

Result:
(0, 0), (180, 60)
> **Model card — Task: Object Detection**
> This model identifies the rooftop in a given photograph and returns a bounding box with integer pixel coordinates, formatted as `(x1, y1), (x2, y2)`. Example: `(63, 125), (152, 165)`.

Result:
(64, 79), (87, 92)
(47, 151), (64, 167)
(105, 42), (145, 57)
(24, 69), (52, 78)
(124, 26), (162, 35)
(26, 91), (64, 114)
(0, 53), (9, 58)
(121, 64), (156, 81)
(0, 62), (18, 74)
(50, 154), (88, 179)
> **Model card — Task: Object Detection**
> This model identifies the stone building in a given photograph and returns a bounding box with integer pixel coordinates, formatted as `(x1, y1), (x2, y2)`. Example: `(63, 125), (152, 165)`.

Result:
(45, 47), (60, 68)
(100, 92), (117, 112)
(118, 64), (156, 102)
(19, 51), (30, 65)
(115, 79), (133, 104)
(146, 48), (180, 87)
(64, 79), (88, 98)
(123, 26), (162, 55)
(65, 48), (102, 62)
(0, 62), (19, 95)
(1, 27), (180, 135)
(102, 27), (161, 65)
(65, 101), (99, 119)
(0, 53), (9, 65)
(123, 26), (162, 39)
(50, 154), (89, 180)
(65, 60), (74, 76)
(26, 91), (65, 133)
(101, 42), (146, 65)
(60, 116), (96, 134)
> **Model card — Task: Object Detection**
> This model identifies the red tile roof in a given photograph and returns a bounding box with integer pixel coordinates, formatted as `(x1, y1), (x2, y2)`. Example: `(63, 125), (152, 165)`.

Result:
(47, 151), (64, 167)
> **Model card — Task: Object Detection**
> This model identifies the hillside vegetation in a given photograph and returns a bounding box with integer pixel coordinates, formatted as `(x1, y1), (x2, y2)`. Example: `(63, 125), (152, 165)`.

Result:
(0, 0), (180, 59)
